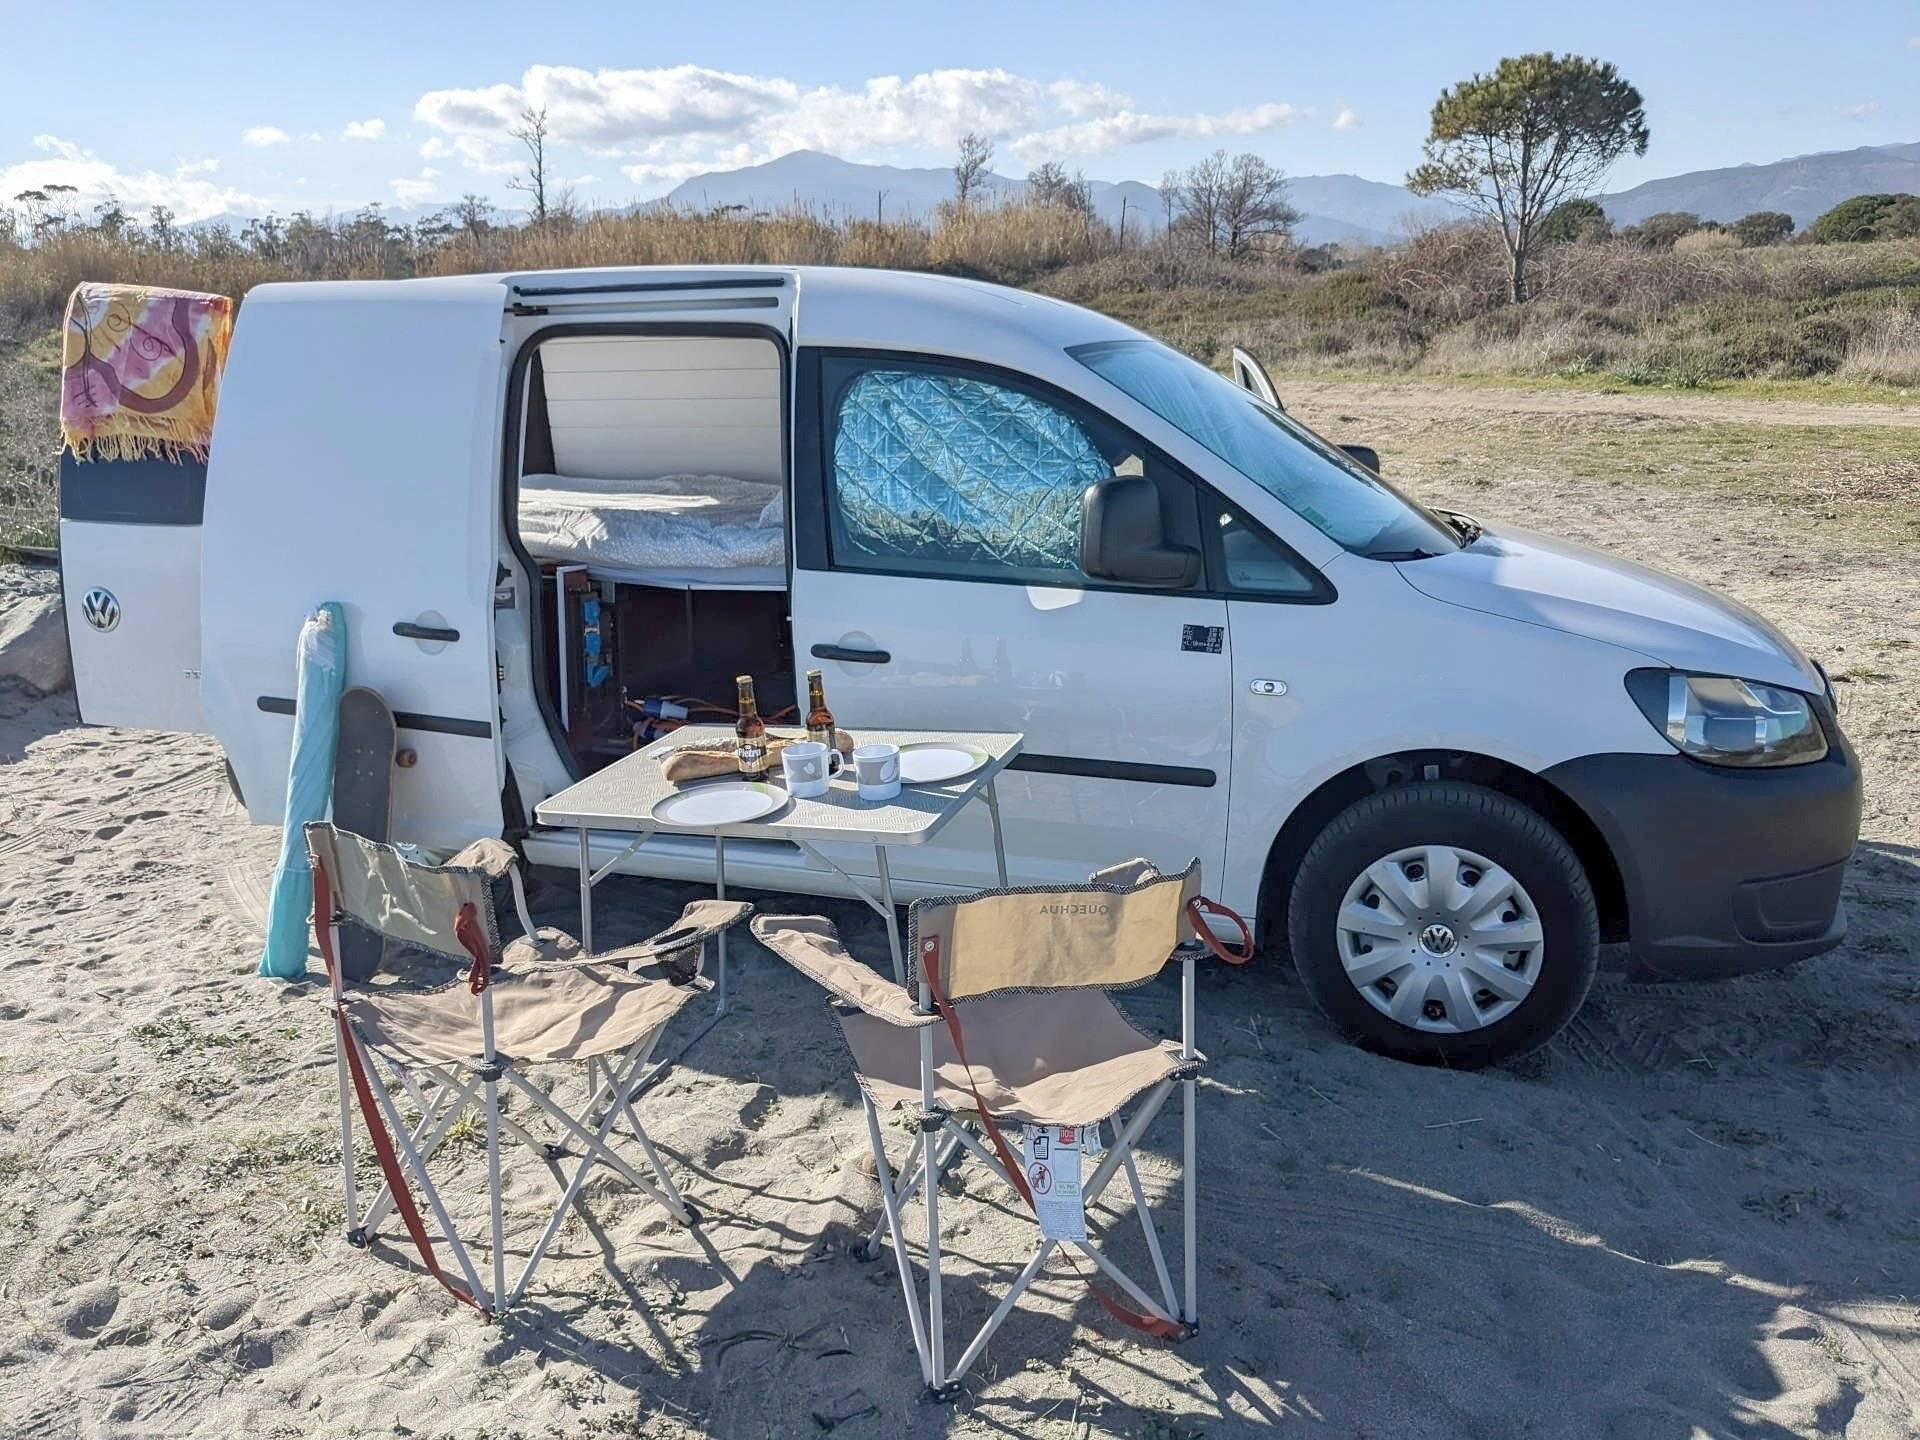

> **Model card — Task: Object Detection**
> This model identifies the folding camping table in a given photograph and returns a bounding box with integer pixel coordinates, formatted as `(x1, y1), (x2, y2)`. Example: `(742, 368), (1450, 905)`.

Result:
(532, 726), (1024, 1064)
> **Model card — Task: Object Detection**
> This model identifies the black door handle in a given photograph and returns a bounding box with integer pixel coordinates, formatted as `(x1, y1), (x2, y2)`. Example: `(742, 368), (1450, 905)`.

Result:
(810, 642), (890, 665)
(394, 621), (461, 643)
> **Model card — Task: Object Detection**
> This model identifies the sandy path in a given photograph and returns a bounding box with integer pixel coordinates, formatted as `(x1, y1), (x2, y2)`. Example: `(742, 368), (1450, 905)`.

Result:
(1, 396), (1917, 1438)
(1278, 376), (1920, 432)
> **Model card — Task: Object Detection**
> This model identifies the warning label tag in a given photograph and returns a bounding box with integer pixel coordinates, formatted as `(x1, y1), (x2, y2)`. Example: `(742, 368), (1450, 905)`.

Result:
(1022, 1123), (1087, 1241)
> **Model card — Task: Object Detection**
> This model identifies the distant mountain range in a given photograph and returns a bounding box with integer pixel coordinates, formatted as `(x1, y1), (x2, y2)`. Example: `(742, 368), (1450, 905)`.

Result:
(662, 141), (1920, 245)
(658, 150), (1430, 247)
(1600, 142), (1920, 226)
(659, 150), (1171, 237)
(191, 139), (1920, 248)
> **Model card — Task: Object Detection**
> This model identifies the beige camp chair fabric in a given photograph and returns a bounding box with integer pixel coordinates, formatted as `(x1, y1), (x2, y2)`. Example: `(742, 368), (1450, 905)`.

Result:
(610, 899), (753, 963)
(343, 964), (705, 1066)
(504, 929), (583, 967)
(837, 991), (1190, 1126)
(909, 860), (1201, 1001)
(305, 823), (497, 963)
(751, 915), (935, 1027)
(447, 837), (518, 879)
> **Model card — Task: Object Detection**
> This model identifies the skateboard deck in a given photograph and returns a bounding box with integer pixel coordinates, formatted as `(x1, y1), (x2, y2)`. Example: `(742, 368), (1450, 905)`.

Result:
(333, 686), (396, 983)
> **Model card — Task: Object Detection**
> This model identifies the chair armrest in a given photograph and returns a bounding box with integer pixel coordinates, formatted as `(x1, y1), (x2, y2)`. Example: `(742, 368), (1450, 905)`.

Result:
(751, 915), (933, 1027)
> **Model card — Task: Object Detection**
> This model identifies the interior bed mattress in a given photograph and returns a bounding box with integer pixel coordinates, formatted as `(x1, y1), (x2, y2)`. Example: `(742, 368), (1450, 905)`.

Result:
(517, 472), (785, 578)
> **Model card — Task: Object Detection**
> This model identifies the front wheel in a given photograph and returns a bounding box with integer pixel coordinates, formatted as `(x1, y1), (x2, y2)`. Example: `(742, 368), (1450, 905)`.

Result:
(1287, 782), (1598, 1067)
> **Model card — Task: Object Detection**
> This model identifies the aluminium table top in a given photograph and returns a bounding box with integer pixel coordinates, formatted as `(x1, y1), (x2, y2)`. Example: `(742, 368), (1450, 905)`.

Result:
(533, 725), (1024, 846)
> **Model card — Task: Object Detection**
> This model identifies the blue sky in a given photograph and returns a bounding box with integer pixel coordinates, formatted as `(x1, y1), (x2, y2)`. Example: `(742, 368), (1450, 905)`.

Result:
(2, 0), (1915, 222)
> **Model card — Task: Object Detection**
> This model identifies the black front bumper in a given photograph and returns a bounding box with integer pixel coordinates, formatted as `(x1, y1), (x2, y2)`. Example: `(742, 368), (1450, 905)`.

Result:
(1543, 725), (1862, 980)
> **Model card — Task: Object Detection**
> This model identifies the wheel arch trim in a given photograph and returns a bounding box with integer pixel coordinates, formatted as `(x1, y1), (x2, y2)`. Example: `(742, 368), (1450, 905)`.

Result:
(1253, 748), (1630, 952)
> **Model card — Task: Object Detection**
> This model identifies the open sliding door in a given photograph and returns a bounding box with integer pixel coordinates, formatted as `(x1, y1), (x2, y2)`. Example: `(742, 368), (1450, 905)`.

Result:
(200, 277), (511, 852)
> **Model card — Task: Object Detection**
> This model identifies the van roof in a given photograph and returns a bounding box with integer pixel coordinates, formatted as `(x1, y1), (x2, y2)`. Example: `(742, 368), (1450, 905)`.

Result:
(248, 263), (1144, 361)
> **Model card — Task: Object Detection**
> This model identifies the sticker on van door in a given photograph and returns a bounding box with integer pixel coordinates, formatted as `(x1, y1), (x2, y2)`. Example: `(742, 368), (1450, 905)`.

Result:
(1180, 624), (1223, 654)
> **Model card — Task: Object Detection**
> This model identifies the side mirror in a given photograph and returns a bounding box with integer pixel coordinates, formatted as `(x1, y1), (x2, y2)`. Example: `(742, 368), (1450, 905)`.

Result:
(1081, 475), (1200, 588)
(1339, 443), (1381, 474)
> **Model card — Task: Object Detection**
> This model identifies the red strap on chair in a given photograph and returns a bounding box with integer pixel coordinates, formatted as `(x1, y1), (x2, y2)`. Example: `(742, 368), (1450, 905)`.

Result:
(920, 936), (1186, 1341)
(453, 904), (492, 994)
(1185, 896), (1254, 965)
(313, 862), (488, 1317)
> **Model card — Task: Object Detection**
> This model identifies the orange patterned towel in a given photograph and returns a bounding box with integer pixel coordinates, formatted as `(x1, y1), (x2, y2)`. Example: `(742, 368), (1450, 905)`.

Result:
(60, 282), (234, 463)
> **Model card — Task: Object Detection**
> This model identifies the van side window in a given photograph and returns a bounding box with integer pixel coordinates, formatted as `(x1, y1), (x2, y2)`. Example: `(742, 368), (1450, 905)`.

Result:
(1209, 503), (1323, 598)
(822, 357), (1195, 587)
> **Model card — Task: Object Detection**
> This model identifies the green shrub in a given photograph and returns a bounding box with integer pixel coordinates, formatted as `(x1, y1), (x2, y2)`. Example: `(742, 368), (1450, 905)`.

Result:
(1539, 198), (1613, 245)
(1807, 194), (1920, 244)
(1731, 211), (1794, 246)
(1621, 211), (1712, 249)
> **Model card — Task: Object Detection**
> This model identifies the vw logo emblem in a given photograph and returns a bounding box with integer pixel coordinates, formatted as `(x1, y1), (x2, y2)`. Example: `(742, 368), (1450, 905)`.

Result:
(81, 587), (120, 633)
(1418, 922), (1458, 957)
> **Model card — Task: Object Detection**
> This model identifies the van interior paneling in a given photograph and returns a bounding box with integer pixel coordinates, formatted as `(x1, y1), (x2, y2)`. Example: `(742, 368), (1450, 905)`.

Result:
(509, 331), (789, 779)
(538, 335), (783, 483)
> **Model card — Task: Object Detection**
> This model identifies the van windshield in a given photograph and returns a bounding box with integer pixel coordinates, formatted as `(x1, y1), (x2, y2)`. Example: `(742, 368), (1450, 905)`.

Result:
(1069, 338), (1459, 559)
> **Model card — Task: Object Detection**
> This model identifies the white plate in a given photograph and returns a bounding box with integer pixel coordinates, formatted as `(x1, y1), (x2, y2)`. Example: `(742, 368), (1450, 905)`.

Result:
(651, 782), (787, 828)
(897, 742), (990, 786)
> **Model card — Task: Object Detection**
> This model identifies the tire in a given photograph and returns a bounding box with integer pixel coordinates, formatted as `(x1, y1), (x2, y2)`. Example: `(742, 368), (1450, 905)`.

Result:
(1287, 782), (1598, 1068)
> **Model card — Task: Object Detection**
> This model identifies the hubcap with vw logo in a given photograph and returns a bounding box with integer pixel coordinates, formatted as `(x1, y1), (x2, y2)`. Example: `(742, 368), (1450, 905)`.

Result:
(81, 588), (121, 633)
(1336, 843), (1546, 1035)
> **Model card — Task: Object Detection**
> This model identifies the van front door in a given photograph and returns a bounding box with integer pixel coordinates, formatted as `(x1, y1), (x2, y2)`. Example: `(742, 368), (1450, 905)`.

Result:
(790, 351), (1232, 892)
(199, 278), (511, 851)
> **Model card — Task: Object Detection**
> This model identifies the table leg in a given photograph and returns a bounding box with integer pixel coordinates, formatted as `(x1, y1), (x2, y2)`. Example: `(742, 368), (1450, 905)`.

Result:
(713, 834), (729, 1013)
(984, 777), (1009, 888)
(578, 826), (593, 956)
(875, 844), (905, 985)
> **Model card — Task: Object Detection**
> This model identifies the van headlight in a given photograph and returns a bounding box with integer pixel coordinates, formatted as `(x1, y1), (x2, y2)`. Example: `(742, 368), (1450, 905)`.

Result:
(1625, 669), (1828, 768)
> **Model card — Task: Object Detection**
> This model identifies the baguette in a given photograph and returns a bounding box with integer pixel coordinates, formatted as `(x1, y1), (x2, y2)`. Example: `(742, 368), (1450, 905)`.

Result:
(659, 731), (855, 785)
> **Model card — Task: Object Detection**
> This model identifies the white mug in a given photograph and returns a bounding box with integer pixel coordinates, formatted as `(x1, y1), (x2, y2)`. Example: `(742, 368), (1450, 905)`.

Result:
(853, 742), (902, 801)
(780, 740), (843, 798)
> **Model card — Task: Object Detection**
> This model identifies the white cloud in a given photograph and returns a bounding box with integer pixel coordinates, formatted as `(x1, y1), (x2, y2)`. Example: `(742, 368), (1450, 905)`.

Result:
(417, 64), (1306, 185)
(1908, 35), (1920, 48)
(242, 125), (291, 147)
(1049, 79), (1131, 119)
(1332, 107), (1360, 133)
(3, 134), (257, 223)
(388, 167), (441, 204)
(1842, 101), (1882, 119)
(419, 137), (452, 160)
(342, 117), (387, 141)
(1009, 101), (1304, 164)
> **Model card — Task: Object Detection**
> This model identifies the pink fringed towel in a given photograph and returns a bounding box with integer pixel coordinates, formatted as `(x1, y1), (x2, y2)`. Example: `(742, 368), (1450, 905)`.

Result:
(60, 282), (234, 463)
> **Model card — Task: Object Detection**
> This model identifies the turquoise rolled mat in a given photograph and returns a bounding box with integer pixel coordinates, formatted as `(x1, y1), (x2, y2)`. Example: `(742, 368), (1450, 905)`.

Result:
(257, 602), (346, 979)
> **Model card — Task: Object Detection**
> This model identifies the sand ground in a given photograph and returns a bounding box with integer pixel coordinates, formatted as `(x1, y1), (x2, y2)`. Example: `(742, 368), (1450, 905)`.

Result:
(0, 382), (1915, 1439)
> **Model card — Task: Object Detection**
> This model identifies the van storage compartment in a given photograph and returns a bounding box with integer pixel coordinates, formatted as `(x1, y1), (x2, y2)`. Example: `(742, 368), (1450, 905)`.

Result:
(547, 571), (792, 769)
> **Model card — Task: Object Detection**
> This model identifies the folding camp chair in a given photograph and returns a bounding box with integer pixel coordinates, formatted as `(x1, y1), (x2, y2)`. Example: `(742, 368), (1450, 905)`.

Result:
(752, 858), (1250, 1399)
(304, 821), (750, 1316)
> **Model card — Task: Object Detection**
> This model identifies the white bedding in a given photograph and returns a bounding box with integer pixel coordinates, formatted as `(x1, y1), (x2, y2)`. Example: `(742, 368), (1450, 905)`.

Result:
(517, 472), (785, 577)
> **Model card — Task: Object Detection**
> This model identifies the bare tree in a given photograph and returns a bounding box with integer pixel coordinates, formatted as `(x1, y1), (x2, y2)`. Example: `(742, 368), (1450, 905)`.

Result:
(1163, 151), (1297, 258)
(1026, 160), (1091, 215)
(506, 105), (552, 225)
(1216, 154), (1299, 258)
(954, 131), (994, 209)
(453, 193), (494, 240)
(1165, 151), (1227, 254)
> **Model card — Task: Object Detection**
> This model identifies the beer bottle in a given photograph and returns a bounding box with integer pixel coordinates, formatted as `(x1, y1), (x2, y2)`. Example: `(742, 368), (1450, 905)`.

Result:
(734, 675), (767, 775)
(804, 668), (836, 749)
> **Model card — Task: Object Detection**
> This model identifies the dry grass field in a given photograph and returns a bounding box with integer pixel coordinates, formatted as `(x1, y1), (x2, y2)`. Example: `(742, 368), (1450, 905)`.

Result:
(0, 373), (1914, 1439)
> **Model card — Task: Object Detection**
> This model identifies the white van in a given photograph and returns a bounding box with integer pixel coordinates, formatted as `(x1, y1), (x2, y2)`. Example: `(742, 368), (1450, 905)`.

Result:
(58, 265), (1861, 1066)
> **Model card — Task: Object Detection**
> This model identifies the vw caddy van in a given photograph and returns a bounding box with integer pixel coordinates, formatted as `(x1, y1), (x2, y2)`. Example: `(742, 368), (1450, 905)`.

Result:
(59, 266), (1862, 1066)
